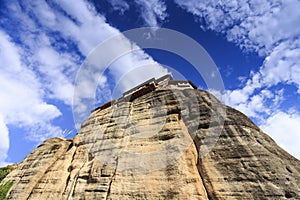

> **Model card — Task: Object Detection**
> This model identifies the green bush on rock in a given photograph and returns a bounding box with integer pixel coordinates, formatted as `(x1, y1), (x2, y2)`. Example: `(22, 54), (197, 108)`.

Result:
(0, 166), (13, 200)
(0, 182), (13, 200)
(0, 166), (14, 183)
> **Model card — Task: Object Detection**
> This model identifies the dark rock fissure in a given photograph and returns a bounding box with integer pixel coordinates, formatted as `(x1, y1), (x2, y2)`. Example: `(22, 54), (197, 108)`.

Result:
(286, 166), (293, 174)
(178, 103), (213, 200)
(179, 93), (216, 200)
(63, 145), (78, 195)
(186, 125), (216, 200)
(68, 160), (87, 200)
(106, 157), (118, 200)
(67, 173), (78, 199)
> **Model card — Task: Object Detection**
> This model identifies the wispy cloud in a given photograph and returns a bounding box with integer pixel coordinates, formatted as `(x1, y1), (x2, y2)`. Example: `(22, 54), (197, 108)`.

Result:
(108, 0), (130, 15)
(106, 0), (168, 27)
(134, 0), (168, 27)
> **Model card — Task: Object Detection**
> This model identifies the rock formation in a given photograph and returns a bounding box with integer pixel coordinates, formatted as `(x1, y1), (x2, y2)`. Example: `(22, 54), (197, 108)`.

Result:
(1, 76), (300, 199)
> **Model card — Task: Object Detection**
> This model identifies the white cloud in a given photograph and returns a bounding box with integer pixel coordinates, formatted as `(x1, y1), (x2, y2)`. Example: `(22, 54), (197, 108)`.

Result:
(260, 38), (300, 92)
(107, 0), (168, 27)
(34, 45), (77, 105)
(108, 0), (130, 14)
(109, 55), (168, 93)
(224, 88), (273, 119)
(225, 89), (249, 105)
(50, 0), (119, 56)
(0, 115), (10, 167)
(134, 0), (168, 27)
(260, 111), (300, 160)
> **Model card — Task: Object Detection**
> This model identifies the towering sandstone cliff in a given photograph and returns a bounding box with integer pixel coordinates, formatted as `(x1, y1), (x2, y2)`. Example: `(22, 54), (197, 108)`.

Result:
(1, 76), (300, 199)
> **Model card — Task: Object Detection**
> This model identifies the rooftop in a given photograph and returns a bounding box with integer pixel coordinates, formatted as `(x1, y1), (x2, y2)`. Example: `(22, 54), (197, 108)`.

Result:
(92, 75), (197, 112)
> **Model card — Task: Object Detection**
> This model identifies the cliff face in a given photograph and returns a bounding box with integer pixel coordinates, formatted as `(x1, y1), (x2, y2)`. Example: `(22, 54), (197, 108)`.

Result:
(2, 88), (300, 199)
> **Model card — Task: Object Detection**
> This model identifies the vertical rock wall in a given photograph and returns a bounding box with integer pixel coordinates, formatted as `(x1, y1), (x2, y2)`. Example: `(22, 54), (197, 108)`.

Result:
(2, 89), (300, 199)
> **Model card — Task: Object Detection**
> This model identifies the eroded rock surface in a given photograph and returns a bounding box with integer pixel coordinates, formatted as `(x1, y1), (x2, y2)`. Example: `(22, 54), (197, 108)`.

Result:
(2, 89), (300, 199)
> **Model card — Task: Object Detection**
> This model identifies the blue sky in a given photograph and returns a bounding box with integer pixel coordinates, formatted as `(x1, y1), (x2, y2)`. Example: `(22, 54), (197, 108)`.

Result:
(0, 0), (300, 166)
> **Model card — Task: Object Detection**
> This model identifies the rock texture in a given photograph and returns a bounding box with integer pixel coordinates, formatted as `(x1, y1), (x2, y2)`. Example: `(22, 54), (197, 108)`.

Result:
(2, 88), (300, 199)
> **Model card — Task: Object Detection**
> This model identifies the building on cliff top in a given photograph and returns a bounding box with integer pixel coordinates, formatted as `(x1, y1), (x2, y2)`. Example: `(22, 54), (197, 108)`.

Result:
(92, 74), (197, 112)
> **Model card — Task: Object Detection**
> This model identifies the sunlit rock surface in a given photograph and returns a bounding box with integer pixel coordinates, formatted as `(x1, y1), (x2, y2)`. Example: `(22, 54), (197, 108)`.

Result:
(2, 88), (300, 199)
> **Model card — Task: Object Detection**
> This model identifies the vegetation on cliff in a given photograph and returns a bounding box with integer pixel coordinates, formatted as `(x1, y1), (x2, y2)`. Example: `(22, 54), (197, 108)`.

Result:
(0, 166), (14, 200)
(0, 181), (13, 200)
(0, 166), (13, 182)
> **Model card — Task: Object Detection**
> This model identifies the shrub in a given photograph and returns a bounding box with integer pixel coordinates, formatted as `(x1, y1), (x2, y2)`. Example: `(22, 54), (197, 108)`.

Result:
(0, 166), (12, 182)
(0, 181), (13, 200)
